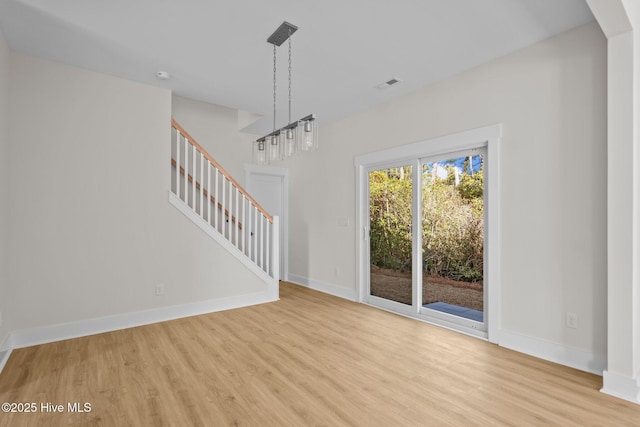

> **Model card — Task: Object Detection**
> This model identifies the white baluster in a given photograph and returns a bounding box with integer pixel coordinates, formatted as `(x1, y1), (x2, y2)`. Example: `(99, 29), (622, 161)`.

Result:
(221, 175), (226, 236)
(191, 142), (196, 209)
(241, 195), (246, 254)
(182, 135), (188, 201)
(228, 180), (232, 238)
(259, 214), (264, 269)
(214, 168), (219, 231)
(234, 186), (239, 247)
(253, 206), (258, 265)
(271, 216), (280, 280)
(248, 205), (254, 260)
(227, 179), (232, 239)
(199, 151), (204, 217)
(258, 209), (262, 267)
(207, 161), (212, 225)
(174, 129), (180, 197)
(264, 215), (270, 274)
(230, 182), (234, 239)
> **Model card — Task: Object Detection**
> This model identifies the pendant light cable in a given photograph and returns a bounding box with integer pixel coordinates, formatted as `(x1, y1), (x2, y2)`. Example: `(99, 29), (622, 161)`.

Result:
(288, 29), (292, 125)
(272, 44), (277, 132)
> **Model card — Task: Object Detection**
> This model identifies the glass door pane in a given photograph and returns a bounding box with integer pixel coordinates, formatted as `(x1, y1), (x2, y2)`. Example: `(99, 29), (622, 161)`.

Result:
(421, 155), (484, 322)
(369, 166), (413, 306)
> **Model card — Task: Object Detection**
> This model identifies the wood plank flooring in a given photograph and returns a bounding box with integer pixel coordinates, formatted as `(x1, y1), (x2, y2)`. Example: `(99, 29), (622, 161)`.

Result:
(1, 282), (639, 426)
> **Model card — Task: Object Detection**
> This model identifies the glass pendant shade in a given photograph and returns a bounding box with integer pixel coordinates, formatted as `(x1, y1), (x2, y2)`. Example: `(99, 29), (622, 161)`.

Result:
(253, 140), (268, 165)
(268, 133), (283, 161)
(310, 120), (319, 151)
(300, 119), (318, 151)
(284, 124), (298, 157)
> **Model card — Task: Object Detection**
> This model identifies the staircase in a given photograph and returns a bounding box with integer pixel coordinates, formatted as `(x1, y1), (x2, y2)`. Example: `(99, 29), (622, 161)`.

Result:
(169, 119), (279, 287)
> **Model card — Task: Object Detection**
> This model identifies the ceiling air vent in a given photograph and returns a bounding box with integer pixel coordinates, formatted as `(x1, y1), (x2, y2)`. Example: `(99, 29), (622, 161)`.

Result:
(375, 77), (401, 90)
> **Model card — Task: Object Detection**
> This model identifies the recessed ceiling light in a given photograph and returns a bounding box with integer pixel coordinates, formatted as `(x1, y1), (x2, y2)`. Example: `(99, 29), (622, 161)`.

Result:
(375, 77), (401, 90)
(156, 71), (171, 80)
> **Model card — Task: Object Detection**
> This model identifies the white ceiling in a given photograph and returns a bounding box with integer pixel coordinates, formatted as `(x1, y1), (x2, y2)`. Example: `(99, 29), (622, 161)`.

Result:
(0, 0), (594, 135)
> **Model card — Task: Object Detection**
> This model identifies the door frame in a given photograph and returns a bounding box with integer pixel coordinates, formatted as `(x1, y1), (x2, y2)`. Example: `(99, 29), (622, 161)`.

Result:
(354, 124), (501, 342)
(245, 164), (289, 281)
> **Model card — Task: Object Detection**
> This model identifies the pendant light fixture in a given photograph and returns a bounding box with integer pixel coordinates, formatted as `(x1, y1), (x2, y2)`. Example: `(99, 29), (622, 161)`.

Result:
(253, 21), (318, 164)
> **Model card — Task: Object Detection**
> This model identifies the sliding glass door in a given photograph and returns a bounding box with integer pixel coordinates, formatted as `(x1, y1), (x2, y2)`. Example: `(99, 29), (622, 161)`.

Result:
(365, 148), (487, 334)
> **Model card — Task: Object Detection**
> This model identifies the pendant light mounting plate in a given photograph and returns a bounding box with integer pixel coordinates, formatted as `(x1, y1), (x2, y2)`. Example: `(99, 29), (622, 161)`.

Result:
(267, 21), (298, 46)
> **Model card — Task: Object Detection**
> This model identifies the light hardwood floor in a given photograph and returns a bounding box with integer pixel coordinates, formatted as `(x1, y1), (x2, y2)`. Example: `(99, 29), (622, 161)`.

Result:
(1, 282), (639, 426)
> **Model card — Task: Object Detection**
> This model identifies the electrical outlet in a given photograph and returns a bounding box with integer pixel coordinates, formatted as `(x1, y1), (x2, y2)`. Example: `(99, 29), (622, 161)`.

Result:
(335, 267), (340, 277)
(155, 284), (165, 296)
(566, 312), (578, 329)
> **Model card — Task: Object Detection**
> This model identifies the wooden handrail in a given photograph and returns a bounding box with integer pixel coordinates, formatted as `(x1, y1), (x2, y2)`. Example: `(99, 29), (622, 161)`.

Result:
(171, 118), (273, 223)
(171, 158), (242, 229)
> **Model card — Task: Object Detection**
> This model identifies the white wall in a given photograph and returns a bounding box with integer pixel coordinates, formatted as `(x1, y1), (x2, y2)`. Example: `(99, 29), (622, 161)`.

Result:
(171, 95), (257, 187)
(8, 54), (269, 334)
(0, 28), (10, 345)
(632, 0), (640, 387)
(285, 23), (607, 362)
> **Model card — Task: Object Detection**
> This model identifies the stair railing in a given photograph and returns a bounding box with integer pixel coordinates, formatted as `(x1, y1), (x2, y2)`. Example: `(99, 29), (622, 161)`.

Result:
(170, 118), (278, 280)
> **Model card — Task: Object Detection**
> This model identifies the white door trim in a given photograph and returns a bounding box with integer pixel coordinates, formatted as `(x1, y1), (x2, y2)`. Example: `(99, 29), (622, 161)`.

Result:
(245, 164), (289, 281)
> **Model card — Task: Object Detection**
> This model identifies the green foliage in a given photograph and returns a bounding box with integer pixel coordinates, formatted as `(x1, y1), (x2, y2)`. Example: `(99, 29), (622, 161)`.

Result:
(422, 177), (483, 281)
(458, 169), (483, 201)
(369, 169), (413, 272)
(369, 163), (484, 282)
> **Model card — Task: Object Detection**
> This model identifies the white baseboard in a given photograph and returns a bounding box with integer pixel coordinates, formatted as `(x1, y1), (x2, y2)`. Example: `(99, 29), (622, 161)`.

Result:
(8, 290), (277, 351)
(601, 370), (640, 404)
(287, 274), (357, 301)
(498, 329), (606, 375)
